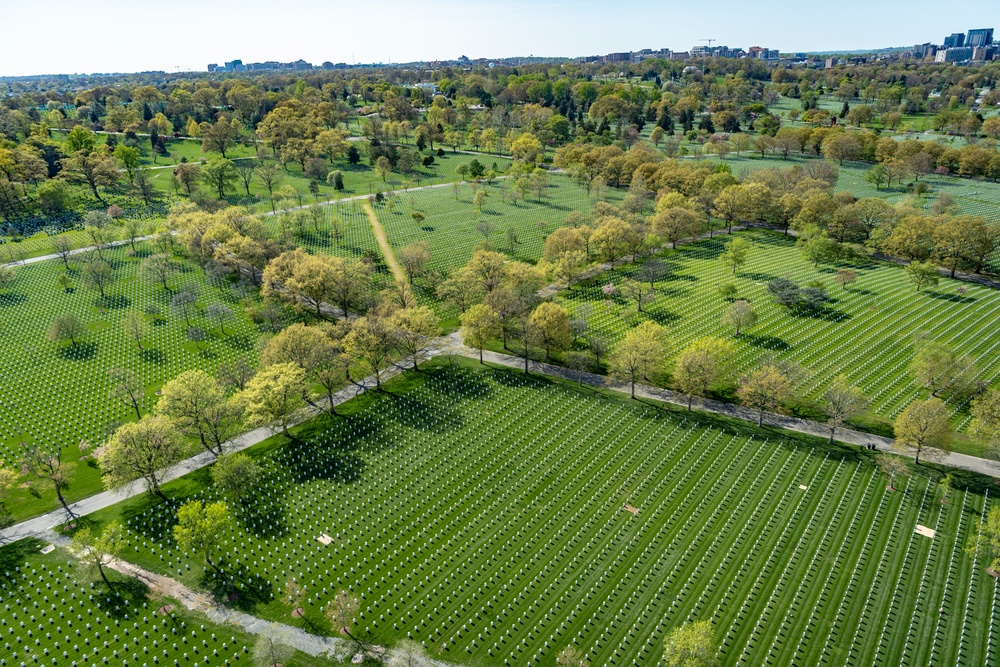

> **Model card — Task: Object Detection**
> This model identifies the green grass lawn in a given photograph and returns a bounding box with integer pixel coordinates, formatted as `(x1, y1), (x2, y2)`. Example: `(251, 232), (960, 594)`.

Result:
(0, 241), (262, 521)
(82, 359), (999, 667)
(375, 174), (622, 274)
(0, 539), (336, 667)
(557, 230), (1000, 447)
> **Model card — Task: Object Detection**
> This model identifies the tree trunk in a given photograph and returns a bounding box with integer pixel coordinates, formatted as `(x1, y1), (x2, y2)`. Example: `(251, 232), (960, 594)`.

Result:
(688, 395), (693, 411)
(758, 408), (764, 427)
(829, 426), (836, 445)
(55, 484), (75, 519)
(479, 348), (484, 364)
(97, 563), (112, 588)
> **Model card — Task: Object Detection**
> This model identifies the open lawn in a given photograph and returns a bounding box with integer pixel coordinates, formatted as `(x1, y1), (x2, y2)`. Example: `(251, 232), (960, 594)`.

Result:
(376, 174), (622, 273)
(86, 360), (998, 667)
(558, 230), (1000, 443)
(0, 241), (262, 520)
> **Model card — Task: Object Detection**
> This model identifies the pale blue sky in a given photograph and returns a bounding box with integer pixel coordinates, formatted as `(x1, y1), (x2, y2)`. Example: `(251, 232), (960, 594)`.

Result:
(0, 0), (997, 76)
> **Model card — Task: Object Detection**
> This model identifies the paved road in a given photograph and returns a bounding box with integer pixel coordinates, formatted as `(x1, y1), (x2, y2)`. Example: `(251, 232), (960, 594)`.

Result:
(441, 332), (1000, 478)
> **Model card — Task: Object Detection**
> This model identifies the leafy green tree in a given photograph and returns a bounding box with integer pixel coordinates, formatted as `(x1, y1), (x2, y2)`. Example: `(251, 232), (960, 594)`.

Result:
(71, 522), (126, 588)
(719, 237), (750, 274)
(98, 415), (183, 499)
(822, 375), (869, 443)
(47, 313), (86, 347)
(663, 621), (718, 667)
(201, 158), (238, 199)
(905, 260), (940, 291)
(461, 303), (499, 363)
(609, 321), (669, 398)
(893, 398), (951, 465)
(212, 452), (263, 507)
(173, 500), (232, 573)
(238, 362), (307, 437)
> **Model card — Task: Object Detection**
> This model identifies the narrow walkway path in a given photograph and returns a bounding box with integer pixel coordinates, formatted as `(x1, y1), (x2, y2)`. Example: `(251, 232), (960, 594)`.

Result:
(442, 332), (1000, 478)
(362, 199), (406, 284)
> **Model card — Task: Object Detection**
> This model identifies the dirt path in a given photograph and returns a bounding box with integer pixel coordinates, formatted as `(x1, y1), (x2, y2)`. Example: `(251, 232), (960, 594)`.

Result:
(361, 199), (406, 284)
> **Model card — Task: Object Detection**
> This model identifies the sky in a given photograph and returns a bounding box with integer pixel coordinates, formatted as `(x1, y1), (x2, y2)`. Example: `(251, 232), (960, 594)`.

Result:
(0, 0), (998, 77)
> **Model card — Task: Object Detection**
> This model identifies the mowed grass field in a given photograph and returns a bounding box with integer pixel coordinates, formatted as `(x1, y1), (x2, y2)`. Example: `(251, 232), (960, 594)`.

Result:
(0, 241), (261, 520)
(376, 175), (623, 273)
(559, 230), (1000, 439)
(89, 362), (997, 667)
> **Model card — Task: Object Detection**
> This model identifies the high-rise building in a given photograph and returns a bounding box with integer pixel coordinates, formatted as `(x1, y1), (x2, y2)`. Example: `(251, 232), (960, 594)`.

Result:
(967, 28), (994, 48)
(943, 32), (965, 48)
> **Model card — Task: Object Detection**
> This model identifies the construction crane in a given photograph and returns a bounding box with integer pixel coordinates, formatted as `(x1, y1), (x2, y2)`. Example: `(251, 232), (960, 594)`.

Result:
(700, 39), (716, 49)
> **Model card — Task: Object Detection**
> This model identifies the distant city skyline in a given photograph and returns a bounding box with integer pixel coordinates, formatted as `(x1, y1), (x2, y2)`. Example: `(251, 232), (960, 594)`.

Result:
(0, 0), (996, 77)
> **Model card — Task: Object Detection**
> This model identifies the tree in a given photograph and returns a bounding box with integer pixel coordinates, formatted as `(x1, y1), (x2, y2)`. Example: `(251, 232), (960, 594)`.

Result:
(397, 241), (431, 285)
(738, 364), (794, 426)
(97, 415), (183, 499)
(556, 646), (589, 667)
(212, 452), (263, 508)
(893, 398), (951, 465)
(173, 500), (232, 573)
(201, 117), (240, 158)
(81, 257), (114, 300)
(910, 341), (977, 398)
(375, 155), (393, 182)
(235, 160), (257, 196)
(51, 236), (74, 270)
(171, 289), (198, 327)
(663, 620), (718, 667)
(108, 367), (145, 420)
(673, 337), (737, 410)
(256, 163), (283, 212)
(608, 321), (669, 398)
(326, 589), (360, 638)
(833, 269), (858, 290)
(47, 313), (86, 347)
(971, 390), (1000, 458)
(0, 467), (17, 530)
(652, 207), (701, 249)
(823, 133), (861, 164)
(967, 506), (1000, 574)
(173, 163), (202, 196)
(864, 164), (888, 190)
(140, 253), (176, 293)
(620, 278), (655, 313)
(721, 300), (756, 337)
(20, 444), (76, 519)
(343, 312), (396, 389)
(386, 639), (432, 667)
(71, 522), (126, 588)
(461, 303), (499, 363)
(123, 311), (149, 350)
(392, 306), (438, 370)
(201, 158), (238, 199)
(253, 624), (296, 667)
(239, 362), (307, 438)
(205, 302), (234, 336)
(157, 369), (229, 455)
(719, 237), (750, 274)
(530, 302), (572, 360)
(822, 375), (869, 444)
(875, 453), (909, 491)
(64, 150), (118, 204)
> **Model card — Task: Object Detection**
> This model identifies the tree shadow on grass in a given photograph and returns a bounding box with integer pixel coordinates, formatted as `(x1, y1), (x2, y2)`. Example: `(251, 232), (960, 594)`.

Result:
(0, 538), (42, 582)
(742, 334), (791, 351)
(97, 577), (151, 619)
(99, 294), (131, 309)
(58, 342), (98, 360)
(923, 290), (976, 304)
(0, 292), (28, 307)
(237, 498), (288, 539)
(739, 272), (780, 283)
(139, 348), (166, 364)
(203, 565), (273, 613)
